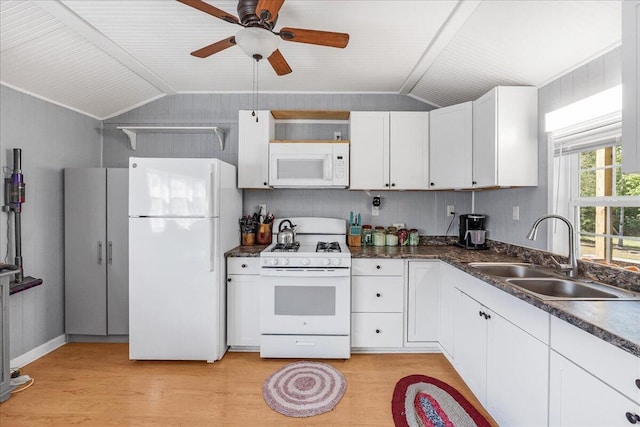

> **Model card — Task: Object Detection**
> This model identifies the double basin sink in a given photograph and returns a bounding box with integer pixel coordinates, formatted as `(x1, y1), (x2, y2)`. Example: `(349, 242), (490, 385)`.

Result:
(468, 262), (640, 300)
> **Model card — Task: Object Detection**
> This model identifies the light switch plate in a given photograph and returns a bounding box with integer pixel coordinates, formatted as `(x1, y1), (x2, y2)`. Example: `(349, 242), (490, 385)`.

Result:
(372, 206), (379, 216)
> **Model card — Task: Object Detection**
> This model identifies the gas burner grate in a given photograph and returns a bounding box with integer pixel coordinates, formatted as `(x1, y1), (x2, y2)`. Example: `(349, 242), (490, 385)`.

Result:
(316, 241), (342, 253)
(271, 242), (301, 252)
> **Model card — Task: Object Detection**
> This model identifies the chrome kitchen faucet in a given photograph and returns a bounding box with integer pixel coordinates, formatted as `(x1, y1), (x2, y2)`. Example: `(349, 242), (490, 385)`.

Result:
(526, 214), (579, 278)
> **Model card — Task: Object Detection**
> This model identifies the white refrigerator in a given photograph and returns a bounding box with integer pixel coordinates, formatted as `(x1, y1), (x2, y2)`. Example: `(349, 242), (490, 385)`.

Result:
(128, 157), (242, 361)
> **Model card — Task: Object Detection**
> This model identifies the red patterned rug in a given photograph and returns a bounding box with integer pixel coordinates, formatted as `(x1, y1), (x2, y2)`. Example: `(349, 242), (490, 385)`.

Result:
(263, 361), (347, 418)
(392, 375), (491, 427)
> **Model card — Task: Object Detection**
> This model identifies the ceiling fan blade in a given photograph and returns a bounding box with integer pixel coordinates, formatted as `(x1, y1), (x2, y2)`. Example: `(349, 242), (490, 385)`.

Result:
(177, 0), (240, 25)
(278, 27), (349, 48)
(256, 0), (285, 23)
(191, 36), (236, 58)
(268, 49), (292, 76)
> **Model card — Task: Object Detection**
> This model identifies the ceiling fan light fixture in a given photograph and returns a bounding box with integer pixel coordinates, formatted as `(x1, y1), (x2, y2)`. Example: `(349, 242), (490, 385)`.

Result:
(235, 27), (279, 61)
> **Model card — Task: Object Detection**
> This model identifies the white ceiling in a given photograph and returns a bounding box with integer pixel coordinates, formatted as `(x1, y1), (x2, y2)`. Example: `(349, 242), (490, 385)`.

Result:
(0, 0), (622, 120)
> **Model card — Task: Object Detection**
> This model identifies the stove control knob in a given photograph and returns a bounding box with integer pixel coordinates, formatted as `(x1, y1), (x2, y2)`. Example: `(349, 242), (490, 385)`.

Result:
(281, 258), (289, 265)
(270, 258), (278, 266)
(302, 258), (310, 265)
(322, 258), (330, 266)
(332, 258), (341, 266)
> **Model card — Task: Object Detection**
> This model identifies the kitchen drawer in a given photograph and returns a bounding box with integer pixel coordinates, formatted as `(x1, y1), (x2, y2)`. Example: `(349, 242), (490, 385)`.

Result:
(351, 313), (403, 348)
(352, 259), (404, 276)
(227, 257), (260, 275)
(352, 276), (403, 312)
(260, 334), (350, 359)
(550, 316), (640, 403)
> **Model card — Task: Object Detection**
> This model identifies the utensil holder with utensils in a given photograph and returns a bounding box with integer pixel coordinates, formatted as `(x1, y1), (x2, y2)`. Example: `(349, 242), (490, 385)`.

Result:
(348, 225), (361, 247)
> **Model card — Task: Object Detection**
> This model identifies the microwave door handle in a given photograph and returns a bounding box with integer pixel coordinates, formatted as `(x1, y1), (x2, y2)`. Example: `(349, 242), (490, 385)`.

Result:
(325, 154), (332, 180)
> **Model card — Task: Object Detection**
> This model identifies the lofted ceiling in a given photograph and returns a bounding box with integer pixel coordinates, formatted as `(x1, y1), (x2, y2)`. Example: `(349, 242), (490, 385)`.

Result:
(0, 0), (622, 120)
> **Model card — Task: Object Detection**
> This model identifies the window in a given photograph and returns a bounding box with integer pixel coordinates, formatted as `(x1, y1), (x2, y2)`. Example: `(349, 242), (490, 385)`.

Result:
(573, 145), (640, 265)
(548, 86), (640, 266)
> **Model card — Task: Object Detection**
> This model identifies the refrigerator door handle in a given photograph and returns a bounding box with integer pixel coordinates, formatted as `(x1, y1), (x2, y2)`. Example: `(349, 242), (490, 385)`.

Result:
(107, 241), (113, 264)
(210, 234), (216, 272)
(97, 241), (103, 264)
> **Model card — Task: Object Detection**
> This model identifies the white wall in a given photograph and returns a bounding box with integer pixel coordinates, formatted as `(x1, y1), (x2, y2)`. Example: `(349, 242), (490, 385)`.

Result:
(1, 85), (101, 357)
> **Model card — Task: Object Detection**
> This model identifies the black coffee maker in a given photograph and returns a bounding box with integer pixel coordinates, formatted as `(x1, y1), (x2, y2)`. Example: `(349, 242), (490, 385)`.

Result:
(456, 214), (488, 250)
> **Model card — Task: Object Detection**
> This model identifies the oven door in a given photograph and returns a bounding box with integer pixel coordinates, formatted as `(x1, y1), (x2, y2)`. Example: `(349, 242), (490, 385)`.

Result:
(260, 268), (350, 335)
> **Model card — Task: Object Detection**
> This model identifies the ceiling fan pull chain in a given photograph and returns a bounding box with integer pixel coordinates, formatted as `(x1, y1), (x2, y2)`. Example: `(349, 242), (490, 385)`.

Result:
(251, 60), (257, 121)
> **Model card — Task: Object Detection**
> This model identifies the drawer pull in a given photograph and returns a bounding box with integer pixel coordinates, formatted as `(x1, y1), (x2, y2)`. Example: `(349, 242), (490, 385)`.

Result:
(241, 263), (247, 268)
(375, 329), (381, 334)
(376, 293), (381, 297)
(376, 265), (381, 269)
(626, 412), (640, 424)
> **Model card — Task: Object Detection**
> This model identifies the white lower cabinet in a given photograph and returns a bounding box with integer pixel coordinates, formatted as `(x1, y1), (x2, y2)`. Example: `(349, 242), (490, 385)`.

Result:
(450, 267), (549, 427)
(406, 261), (440, 343)
(438, 264), (458, 358)
(549, 316), (640, 427)
(550, 350), (640, 427)
(485, 306), (549, 427)
(226, 257), (260, 347)
(351, 259), (404, 349)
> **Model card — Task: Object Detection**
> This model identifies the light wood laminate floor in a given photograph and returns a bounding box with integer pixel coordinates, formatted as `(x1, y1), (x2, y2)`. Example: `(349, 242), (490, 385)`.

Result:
(1, 343), (496, 426)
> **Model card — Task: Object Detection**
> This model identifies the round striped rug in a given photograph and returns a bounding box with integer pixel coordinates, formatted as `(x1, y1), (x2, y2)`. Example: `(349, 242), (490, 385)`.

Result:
(262, 361), (347, 418)
(392, 375), (491, 427)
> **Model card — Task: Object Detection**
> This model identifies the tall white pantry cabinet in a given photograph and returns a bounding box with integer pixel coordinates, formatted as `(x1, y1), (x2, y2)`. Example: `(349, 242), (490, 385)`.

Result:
(64, 168), (129, 336)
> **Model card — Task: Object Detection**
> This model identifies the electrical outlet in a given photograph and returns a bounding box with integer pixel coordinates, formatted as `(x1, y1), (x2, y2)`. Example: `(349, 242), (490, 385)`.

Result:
(258, 203), (267, 215)
(447, 205), (455, 217)
(372, 205), (379, 216)
(513, 206), (520, 220)
(334, 131), (342, 141)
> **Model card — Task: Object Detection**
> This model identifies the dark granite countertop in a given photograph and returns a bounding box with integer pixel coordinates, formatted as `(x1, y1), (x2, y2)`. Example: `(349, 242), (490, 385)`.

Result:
(226, 244), (640, 358)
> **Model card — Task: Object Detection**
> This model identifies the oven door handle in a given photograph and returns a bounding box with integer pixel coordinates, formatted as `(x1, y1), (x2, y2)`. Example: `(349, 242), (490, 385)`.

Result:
(260, 268), (350, 278)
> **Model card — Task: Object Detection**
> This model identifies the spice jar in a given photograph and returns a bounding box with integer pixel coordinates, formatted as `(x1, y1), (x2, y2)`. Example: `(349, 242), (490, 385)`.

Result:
(362, 225), (373, 246)
(409, 229), (419, 246)
(398, 228), (409, 245)
(373, 226), (386, 246)
(385, 227), (398, 246)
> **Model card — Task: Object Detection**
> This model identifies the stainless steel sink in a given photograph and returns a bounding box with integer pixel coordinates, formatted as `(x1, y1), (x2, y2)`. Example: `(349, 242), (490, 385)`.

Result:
(468, 262), (640, 300)
(505, 278), (640, 300)
(468, 262), (553, 278)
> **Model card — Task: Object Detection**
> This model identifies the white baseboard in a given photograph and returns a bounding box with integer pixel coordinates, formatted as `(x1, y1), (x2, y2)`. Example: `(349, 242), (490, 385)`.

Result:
(10, 334), (67, 369)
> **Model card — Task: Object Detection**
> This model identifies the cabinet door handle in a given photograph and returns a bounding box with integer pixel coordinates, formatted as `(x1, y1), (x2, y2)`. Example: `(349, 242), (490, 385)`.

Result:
(375, 329), (381, 334)
(263, 182), (268, 186)
(107, 241), (113, 265)
(97, 241), (103, 264)
(485, 313), (491, 320)
(376, 293), (381, 297)
(479, 310), (484, 317)
(391, 183), (396, 187)
(385, 183), (389, 187)
(635, 379), (640, 390)
(472, 180), (477, 185)
(376, 265), (381, 269)
(626, 412), (640, 424)
(241, 263), (247, 268)
(430, 182), (435, 186)
(227, 278), (232, 283)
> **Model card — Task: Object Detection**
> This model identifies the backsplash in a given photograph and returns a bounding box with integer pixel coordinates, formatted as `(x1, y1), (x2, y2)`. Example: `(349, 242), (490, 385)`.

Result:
(243, 189), (471, 237)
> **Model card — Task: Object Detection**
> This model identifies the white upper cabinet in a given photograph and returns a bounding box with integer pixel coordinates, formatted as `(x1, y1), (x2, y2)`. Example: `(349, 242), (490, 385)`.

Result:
(472, 86), (538, 188)
(429, 101), (473, 189)
(350, 111), (429, 190)
(622, 1), (640, 173)
(389, 112), (430, 189)
(238, 110), (273, 189)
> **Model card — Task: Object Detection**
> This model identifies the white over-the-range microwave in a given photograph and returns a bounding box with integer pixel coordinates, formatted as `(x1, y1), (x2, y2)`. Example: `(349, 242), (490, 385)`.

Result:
(268, 142), (349, 188)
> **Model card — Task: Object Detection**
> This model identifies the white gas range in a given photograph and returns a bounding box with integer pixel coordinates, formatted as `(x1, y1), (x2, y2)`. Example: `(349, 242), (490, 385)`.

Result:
(259, 217), (351, 359)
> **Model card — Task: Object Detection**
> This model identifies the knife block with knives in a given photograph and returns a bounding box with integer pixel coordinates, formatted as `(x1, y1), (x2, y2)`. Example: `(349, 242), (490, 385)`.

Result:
(348, 211), (362, 247)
